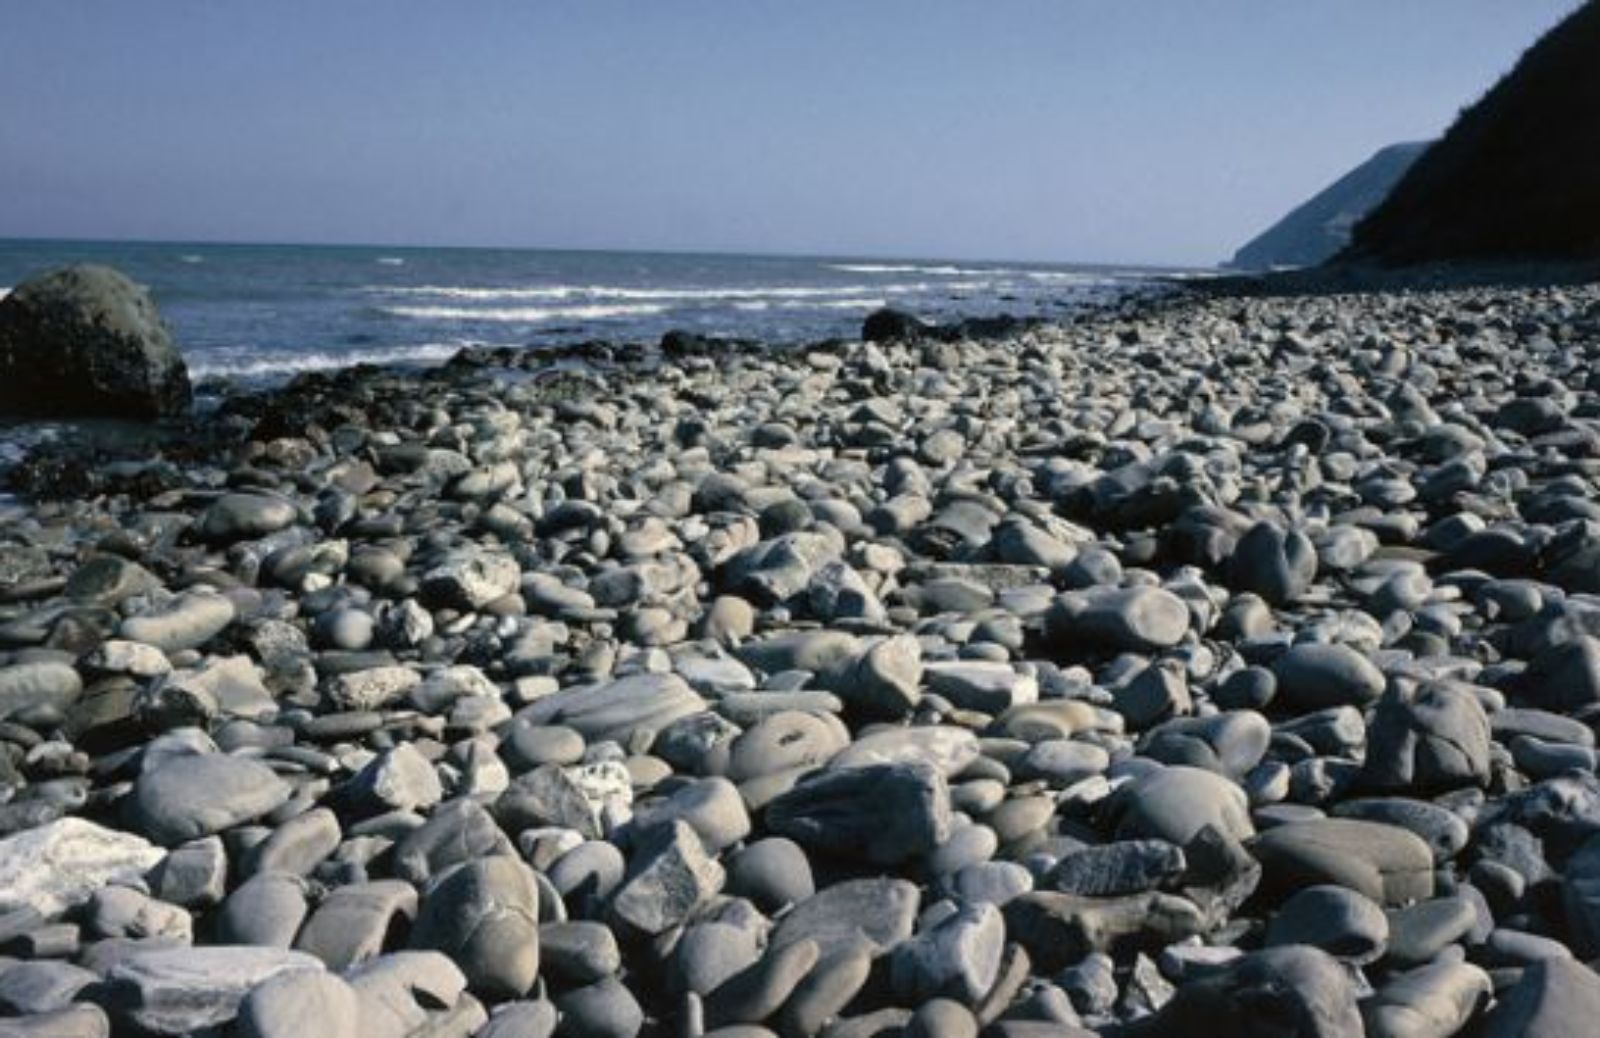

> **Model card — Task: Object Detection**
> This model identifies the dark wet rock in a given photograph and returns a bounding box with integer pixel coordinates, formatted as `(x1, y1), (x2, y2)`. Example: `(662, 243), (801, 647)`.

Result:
(1229, 521), (1317, 605)
(766, 761), (951, 866)
(0, 264), (191, 418)
(1003, 890), (1208, 971)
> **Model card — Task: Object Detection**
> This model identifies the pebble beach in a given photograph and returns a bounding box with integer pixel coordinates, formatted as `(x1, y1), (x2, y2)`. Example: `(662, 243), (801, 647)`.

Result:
(4, 278), (1600, 1037)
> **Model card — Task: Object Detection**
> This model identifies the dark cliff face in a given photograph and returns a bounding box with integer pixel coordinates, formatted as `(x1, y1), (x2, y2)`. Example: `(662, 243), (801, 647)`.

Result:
(1345, 0), (1600, 266)
(1227, 142), (1429, 271)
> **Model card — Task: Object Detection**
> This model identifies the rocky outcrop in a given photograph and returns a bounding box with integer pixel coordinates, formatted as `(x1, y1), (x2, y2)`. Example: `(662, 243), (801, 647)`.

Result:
(0, 264), (191, 418)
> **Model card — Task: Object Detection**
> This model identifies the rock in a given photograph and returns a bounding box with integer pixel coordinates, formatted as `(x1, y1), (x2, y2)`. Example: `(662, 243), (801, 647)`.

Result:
(1265, 885), (1389, 964)
(1130, 945), (1362, 1038)
(0, 264), (190, 418)
(1113, 765), (1254, 846)
(629, 776), (750, 853)
(0, 960), (98, 1014)
(342, 743), (442, 815)
(766, 761), (952, 865)
(863, 307), (928, 342)
(704, 939), (820, 1028)
(1046, 839), (1186, 897)
(517, 672), (706, 745)
(1272, 643), (1386, 711)
(99, 945), (323, 1035)
(1229, 521), (1317, 605)
(422, 549), (521, 610)
(294, 880), (418, 971)
(233, 974), (358, 1038)
(0, 662), (83, 722)
(539, 921), (622, 986)
(609, 820), (724, 937)
(1003, 891), (1208, 972)
(1360, 682), (1491, 793)
(924, 661), (1039, 714)
(1046, 586), (1191, 654)
(216, 871), (309, 947)
(817, 634), (923, 719)
(127, 753), (292, 846)
(1252, 818), (1435, 906)
(828, 725), (979, 777)
(0, 818), (165, 918)
(326, 665), (420, 712)
(553, 977), (643, 1038)
(409, 856), (541, 999)
(195, 493), (298, 543)
(1478, 956), (1600, 1038)
(890, 902), (1006, 1005)
(727, 837), (815, 912)
(118, 591), (237, 654)
(1362, 957), (1492, 1038)
(772, 877), (920, 957)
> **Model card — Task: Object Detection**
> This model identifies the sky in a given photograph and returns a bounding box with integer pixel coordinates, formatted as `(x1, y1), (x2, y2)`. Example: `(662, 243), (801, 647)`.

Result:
(0, 1), (1584, 267)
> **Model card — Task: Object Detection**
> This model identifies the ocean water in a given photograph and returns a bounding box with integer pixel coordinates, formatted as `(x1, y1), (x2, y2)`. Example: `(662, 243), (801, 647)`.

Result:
(0, 240), (1184, 386)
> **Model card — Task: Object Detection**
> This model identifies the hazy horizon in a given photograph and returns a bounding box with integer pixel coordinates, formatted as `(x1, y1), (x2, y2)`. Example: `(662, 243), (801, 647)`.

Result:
(0, 1), (1584, 267)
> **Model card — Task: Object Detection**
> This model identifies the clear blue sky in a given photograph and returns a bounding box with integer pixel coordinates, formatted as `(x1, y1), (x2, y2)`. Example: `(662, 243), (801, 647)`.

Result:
(0, 1), (1582, 266)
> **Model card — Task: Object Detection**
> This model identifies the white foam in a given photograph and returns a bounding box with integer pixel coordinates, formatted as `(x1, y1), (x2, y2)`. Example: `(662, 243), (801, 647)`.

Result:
(179, 254), (203, 264)
(827, 263), (1016, 277)
(0, 287), (9, 300)
(189, 342), (466, 379)
(383, 302), (669, 323)
(372, 283), (926, 303)
(376, 257), (405, 266)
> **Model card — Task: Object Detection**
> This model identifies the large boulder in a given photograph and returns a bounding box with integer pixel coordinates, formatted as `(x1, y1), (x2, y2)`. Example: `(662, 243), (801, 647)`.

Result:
(0, 264), (191, 418)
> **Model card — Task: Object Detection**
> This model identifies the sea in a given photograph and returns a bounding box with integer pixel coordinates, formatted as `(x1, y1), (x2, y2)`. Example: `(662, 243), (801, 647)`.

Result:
(0, 239), (1190, 387)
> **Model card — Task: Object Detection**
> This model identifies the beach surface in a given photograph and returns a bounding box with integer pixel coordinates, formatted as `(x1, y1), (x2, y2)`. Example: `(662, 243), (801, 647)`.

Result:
(3, 278), (1600, 1036)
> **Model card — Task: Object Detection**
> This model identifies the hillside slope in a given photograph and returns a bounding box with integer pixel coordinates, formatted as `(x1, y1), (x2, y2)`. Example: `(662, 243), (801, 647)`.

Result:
(1347, 0), (1600, 265)
(1227, 142), (1428, 270)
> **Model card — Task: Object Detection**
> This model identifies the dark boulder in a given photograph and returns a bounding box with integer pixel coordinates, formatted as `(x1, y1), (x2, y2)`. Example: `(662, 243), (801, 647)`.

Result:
(862, 308), (928, 343)
(0, 264), (191, 418)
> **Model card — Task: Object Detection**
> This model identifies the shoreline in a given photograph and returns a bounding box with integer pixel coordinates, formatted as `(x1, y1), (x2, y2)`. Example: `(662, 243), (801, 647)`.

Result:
(3, 274), (1600, 1034)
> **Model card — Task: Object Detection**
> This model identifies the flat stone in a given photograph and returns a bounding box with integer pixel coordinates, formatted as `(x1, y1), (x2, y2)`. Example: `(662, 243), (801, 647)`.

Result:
(127, 753), (292, 846)
(516, 673), (706, 746)
(99, 945), (324, 1036)
(0, 818), (166, 917)
(771, 877), (920, 958)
